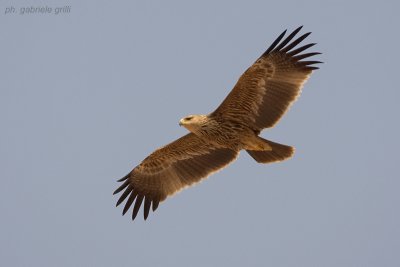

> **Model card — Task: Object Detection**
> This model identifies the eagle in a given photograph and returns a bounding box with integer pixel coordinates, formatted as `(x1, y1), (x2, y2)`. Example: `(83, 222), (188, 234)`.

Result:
(113, 26), (321, 221)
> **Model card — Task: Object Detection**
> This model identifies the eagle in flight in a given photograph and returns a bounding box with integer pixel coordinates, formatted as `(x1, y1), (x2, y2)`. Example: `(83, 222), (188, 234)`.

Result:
(114, 26), (321, 221)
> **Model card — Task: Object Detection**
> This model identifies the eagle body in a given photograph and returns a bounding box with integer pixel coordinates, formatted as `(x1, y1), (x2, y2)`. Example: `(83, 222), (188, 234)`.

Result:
(114, 26), (321, 221)
(180, 115), (262, 151)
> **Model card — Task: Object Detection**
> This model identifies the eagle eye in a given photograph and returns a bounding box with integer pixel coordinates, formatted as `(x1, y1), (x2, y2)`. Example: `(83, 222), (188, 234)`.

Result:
(186, 117), (193, 121)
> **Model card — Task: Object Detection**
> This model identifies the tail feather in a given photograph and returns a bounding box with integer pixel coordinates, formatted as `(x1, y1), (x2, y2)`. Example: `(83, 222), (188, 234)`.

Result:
(246, 138), (294, 164)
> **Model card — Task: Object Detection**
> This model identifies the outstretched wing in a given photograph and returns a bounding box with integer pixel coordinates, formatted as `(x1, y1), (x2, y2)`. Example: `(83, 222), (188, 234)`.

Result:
(113, 133), (238, 221)
(211, 26), (321, 130)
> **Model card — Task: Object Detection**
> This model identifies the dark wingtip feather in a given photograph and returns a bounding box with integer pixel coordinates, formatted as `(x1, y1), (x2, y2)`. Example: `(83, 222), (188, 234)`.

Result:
(299, 60), (323, 65)
(281, 32), (312, 53)
(143, 197), (151, 220)
(116, 186), (132, 207)
(263, 29), (287, 56)
(287, 43), (316, 56)
(152, 199), (160, 212)
(113, 180), (129, 195)
(299, 60), (323, 71)
(117, 173), (130, 182)
(132, 195), (144, 221)
(122, 191), (137, 215)
(293, 52), (321, 61)
(273, 26), (303, 52)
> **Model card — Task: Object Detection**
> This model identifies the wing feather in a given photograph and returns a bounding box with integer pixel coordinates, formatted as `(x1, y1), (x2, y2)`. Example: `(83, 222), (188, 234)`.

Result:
(211, 27), (321, 130)
(114, 133), (238, 220)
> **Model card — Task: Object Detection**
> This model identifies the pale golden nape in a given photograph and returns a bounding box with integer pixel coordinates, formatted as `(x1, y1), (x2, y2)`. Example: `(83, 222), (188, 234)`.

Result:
(179, 114), (208, 133)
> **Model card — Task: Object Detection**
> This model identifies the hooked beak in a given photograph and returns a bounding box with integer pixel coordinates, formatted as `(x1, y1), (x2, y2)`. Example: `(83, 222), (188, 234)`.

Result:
(179, 119), (183, 126)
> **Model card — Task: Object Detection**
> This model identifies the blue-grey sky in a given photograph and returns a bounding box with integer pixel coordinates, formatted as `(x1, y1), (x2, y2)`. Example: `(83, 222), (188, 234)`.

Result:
(1, 1), (399, 266)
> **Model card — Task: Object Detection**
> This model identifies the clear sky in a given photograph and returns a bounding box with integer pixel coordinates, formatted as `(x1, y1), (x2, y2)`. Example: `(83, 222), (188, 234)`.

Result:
(1, 0), (399, 266)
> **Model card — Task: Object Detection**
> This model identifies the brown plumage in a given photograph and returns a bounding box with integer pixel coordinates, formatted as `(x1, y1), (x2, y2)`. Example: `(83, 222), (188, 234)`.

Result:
(114, 26), (321, 221)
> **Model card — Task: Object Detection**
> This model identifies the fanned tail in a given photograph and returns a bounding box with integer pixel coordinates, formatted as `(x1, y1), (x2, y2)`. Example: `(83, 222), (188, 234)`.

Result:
(246, 138), (294, 164)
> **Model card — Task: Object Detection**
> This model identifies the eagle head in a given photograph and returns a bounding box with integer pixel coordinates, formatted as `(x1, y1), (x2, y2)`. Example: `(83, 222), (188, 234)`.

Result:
(179, 115), (208, 133)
